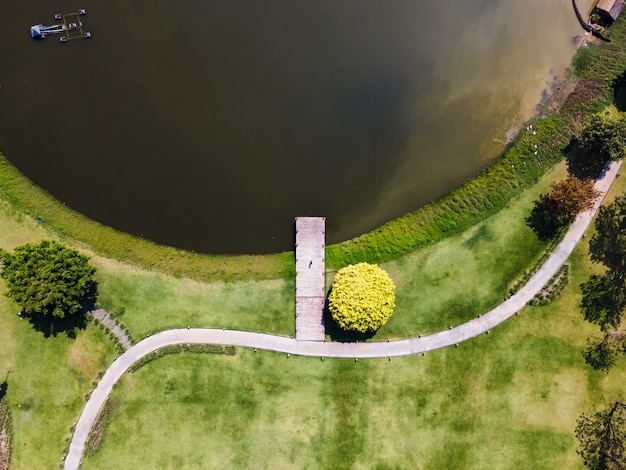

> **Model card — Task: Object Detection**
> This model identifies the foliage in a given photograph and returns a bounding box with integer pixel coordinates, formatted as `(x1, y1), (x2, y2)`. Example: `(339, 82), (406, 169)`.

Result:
(528, 176), (600, 240)
(575, 401), (626, 470)
(545, 177), (600, 222)
(580, 114), (626, 168)
(128, 344), (236, 373)
(0, 393), (11, 470)
(528, 264), (569, 306)
(0, 240), (97, 319)
(328, 263), (396, 333)
(526, 195), (568, 241)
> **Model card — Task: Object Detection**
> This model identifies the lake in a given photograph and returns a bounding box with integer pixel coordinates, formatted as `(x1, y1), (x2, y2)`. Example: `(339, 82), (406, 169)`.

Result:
(0, 0), (594, 253)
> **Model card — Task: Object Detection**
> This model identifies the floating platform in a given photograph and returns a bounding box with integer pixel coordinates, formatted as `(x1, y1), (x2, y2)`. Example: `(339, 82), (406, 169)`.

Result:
(30, 9), (91, 42)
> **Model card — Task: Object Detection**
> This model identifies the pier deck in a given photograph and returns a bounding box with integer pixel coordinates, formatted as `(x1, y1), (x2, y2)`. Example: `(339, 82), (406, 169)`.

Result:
(295, 217), (326, 341)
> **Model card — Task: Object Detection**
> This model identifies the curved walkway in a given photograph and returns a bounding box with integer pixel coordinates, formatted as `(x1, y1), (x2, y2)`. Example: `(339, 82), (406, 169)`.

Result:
(64, 161), (621, 470)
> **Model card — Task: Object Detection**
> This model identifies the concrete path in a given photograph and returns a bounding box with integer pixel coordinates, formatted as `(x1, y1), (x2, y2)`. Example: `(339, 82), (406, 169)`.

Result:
(64, 160), (621, 470)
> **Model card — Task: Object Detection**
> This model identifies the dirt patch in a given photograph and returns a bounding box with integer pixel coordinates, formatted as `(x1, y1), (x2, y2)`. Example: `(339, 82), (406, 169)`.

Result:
(67, 335), (100, 379)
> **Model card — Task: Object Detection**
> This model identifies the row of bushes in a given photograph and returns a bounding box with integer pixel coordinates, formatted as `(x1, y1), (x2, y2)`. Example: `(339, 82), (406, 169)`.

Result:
(128, 343), (236, 373)
(83, 400), (112, 458)
(0, 396), (11, 470)
(528, 264), (570, 307)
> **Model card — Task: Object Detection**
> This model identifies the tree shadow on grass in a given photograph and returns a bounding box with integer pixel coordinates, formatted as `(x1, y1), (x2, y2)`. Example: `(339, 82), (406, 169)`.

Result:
(580, 273), (626, 331)
(24, 310), (89, 339)
(525, 196), (566, 241)
(323, 297), (376, 343)
(0, 381), (7, 401)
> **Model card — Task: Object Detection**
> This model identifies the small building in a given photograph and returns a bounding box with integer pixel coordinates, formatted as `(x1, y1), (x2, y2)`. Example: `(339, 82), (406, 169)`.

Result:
(591, 0), (626, 27)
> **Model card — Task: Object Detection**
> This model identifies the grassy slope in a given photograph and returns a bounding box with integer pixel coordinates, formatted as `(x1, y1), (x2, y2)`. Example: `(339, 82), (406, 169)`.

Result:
(93, 257), (295, 338)
(81, 269), (626, 470)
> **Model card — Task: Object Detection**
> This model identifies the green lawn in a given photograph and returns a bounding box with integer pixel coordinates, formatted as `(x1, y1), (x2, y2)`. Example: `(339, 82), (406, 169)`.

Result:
(93, 258), (296, 339)
(81, 250), (626, 469)
(0, 288), (117, 470)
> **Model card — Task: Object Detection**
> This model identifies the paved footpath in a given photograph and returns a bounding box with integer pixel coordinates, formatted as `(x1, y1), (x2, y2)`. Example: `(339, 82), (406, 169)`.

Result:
(64, 161), (622, 470)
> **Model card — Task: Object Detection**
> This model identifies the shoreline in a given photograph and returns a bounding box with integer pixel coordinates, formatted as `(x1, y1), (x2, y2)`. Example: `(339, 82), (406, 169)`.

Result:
(0, 18), (623, 280)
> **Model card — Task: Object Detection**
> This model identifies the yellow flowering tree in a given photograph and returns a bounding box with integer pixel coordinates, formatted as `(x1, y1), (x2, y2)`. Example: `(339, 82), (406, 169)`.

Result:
(328, 262), (396, 333)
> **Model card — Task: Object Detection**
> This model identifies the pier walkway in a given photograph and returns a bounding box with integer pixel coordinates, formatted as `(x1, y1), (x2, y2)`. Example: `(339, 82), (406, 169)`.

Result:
(295, 217), (326, 341)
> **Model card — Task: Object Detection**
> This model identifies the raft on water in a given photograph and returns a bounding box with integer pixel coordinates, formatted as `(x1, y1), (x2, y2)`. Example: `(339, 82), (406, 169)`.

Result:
(30, 9), (91, 42)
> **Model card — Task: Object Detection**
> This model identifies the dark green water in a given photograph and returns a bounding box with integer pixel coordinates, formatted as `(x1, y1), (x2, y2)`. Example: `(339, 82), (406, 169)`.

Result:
(0, 0), (593, 254)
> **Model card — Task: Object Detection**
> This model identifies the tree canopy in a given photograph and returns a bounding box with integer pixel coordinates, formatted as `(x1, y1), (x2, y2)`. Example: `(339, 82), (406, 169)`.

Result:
(328, 263), (396, 333)
(545, 176), (600, 223)
(0, 240), (97, 319)
(580, 113), (626, 169)
(576, 401), (626, 470)
(527, 176), (599, 240)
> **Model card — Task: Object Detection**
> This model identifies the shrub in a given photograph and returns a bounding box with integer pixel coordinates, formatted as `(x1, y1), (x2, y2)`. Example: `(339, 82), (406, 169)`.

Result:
(328, 263), (396, 333)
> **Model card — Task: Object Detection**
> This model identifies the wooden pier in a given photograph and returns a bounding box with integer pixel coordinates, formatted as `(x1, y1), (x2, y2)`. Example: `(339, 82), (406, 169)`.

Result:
(295, 217), (326, 341)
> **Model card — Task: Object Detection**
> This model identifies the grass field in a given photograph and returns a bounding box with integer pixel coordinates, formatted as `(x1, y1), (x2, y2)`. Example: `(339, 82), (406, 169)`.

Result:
(80, 245), (626, 469)
(375, 162), (568, 339)
(77, 167), (625, 469)
(0, 288), (117, 470)
(93, 258), (295, 339)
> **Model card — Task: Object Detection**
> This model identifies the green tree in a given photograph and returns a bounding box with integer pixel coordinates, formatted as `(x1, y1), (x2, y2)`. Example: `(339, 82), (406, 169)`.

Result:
(328, 263), (396, 333)
(580, 114), (626, 169)
(0, 240), (97, 319)
(545, 176), (600, 223)
(575, 401), (626, 470)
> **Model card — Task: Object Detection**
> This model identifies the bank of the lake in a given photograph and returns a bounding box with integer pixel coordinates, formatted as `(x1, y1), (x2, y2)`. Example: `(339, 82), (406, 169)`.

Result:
(1, 17), (626, 281)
